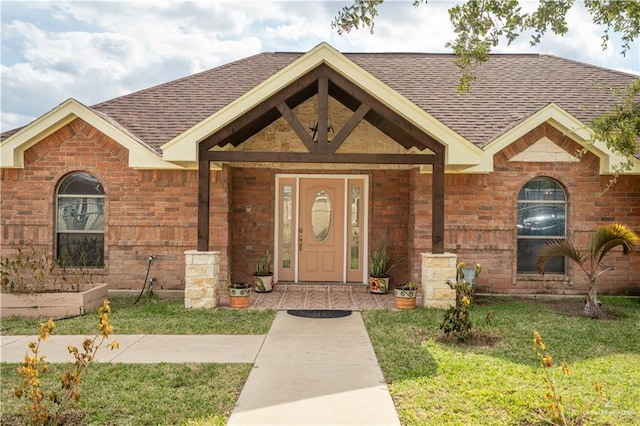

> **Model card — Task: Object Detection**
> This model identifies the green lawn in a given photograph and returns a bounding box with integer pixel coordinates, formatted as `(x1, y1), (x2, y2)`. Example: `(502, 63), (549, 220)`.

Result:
(1, 296), (638, 425)
(364, 296), (640, 425)
(0, 296), (277, 335)
(1, 363), (248, 425)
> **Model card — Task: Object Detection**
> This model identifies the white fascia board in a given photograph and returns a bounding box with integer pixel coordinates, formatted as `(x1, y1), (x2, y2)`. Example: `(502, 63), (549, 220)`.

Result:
(1, 98), (183, 170)
(161, 42), (483, 167)
(1, 99), (77, 168)
(462, 103), (640, 174)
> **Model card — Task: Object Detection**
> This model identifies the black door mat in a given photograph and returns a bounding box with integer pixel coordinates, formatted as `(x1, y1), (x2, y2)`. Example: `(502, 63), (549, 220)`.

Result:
(287, 310), (352, 318)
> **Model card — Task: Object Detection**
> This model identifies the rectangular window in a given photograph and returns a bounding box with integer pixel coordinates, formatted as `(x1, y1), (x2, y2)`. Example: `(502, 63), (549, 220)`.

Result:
(281, 185), (293, 269)
(57, 233), (105, 267)
(517, 239), (564, 273)
(349, 184), (361, 270)
(517, 203), (565, 237)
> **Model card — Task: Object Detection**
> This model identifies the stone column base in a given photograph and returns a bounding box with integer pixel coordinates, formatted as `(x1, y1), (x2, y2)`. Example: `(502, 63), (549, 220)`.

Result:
(421, 252), (457, 308)
(184, 250), (220, 309)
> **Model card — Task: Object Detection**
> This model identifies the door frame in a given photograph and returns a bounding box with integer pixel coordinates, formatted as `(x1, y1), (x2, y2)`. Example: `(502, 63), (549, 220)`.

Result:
(274, 173), (369, 283)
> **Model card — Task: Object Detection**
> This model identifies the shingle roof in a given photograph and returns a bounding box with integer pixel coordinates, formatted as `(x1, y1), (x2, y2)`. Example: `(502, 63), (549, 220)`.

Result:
(5, 51), (637, 153)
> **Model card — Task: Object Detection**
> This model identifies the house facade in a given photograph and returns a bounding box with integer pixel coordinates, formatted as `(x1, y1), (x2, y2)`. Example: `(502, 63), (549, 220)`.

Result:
(2, 43), (639, 305)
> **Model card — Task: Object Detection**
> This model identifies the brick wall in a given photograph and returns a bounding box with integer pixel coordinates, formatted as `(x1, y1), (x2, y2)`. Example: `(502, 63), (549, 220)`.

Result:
(1, 118), (211, 291)
(411, 123), (640, 295)
(229, 167), (275, 283)
(2, 118), (638, 295)
(227, 168), (411, 285)
(370, 170), (410, 285)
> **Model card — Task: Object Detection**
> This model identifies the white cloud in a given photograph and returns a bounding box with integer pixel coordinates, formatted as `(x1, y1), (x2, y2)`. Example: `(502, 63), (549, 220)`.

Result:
(1, 0), (638, 133)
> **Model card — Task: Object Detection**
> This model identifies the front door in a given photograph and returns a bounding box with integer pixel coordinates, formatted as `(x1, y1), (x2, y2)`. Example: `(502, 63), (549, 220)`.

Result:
(299, 178), (344, 281)
(276, 175), (367, 283)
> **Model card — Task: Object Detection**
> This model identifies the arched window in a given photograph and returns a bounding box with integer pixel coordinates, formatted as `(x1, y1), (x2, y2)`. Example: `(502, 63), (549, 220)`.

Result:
(56, 172), (105, 267)
(517, 177), (566, 274)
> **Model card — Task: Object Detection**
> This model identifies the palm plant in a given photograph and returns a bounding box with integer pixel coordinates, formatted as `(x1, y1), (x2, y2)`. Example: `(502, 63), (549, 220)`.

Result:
(536, 223), (639, 319)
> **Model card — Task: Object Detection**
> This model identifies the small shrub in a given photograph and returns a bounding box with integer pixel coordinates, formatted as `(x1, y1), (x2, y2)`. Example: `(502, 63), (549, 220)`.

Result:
(13, 300), (118, 425)
(439, 262), (481, 342)
(532, 331), (606, 425)
(0, 248), (93, 294)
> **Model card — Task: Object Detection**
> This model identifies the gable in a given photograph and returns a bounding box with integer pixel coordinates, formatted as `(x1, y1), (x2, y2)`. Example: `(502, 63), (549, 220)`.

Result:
(0, 99), (181, 170)
(464, 103), (640, 174)
(161, 42), (481, 168)
(225, 96), (435, 155)
(509, 137), (579, 163)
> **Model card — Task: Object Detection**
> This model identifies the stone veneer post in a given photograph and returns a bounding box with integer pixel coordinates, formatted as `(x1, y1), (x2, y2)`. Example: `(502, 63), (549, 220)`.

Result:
(421, 252), (457, 308)
(184, 250), (220, 309)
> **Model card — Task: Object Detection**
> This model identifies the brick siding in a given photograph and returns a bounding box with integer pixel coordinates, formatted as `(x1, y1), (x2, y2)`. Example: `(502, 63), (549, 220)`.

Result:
(2, 119), (639, 295)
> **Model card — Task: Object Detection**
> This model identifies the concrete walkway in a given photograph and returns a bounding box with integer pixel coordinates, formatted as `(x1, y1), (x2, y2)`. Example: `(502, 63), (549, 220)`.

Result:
(1, 311), (400, 425)
(0, 334), (265, 363)
(228, 311), (400, 425)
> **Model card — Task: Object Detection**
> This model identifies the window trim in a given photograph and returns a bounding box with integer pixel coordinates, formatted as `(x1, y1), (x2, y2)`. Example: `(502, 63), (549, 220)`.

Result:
(55, 172), (105, 268)
(516, 177), (567, 274)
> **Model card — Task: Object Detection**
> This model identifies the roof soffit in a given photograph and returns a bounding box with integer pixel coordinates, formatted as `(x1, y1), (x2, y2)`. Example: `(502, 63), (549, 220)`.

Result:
(161, 42), (482, 166)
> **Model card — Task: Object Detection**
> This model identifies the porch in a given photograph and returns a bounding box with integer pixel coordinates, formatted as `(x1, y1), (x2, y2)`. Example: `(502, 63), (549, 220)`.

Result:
(218, 283), (415, 310)
(185, 251), (452, 310)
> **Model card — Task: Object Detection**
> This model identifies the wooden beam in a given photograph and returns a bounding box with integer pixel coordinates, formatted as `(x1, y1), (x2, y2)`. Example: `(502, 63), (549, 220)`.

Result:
(197, 152), (210, 251)
(276, 101), (315, 152)
(323, 65), (444, 155)
(200, 68), (322, 151)
(317, 76), (329, 151)
(204, 150), (437, 165)
(432, 154), (445, 254)
(328, 103), (370, 153)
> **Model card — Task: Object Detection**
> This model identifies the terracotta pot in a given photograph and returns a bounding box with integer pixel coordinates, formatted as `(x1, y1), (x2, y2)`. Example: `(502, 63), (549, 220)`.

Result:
(394, 287), (417, 309)
(229, 283), (251, 308)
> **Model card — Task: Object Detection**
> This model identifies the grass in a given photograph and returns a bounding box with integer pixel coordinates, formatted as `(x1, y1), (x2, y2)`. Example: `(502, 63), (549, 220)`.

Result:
(1, 363), (250, 425)
(2, 295), (638, 424)
(0, 296), (277, 335)
(363, 296), (640, 425)
(1, 297), (274, 425)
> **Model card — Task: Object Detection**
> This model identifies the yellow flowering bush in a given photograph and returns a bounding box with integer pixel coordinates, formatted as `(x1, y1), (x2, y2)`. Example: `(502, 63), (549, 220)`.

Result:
(13, 299), (118, 425)
(439, 262), (481, 341)
(532, 331), (606, 425)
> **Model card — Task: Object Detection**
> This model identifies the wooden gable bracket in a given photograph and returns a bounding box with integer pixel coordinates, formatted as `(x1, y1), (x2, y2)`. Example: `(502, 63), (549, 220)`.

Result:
(197, 64), (446, 255)
(274, 75), (371, 154)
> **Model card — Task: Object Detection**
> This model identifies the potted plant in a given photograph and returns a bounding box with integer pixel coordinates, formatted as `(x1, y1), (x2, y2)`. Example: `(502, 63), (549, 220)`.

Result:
(368, 244), (401, 294)
(253, 249), (274, 293)
(228, 278), (251, 309)
(394, 281), (418, 309)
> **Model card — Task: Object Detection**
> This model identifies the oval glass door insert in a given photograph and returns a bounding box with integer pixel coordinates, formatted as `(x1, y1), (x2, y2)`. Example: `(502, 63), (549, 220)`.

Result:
(311, 189), (332, 243)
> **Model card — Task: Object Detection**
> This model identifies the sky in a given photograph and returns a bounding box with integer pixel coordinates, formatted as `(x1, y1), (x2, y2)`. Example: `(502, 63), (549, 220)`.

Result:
(1, 0), (639, 133)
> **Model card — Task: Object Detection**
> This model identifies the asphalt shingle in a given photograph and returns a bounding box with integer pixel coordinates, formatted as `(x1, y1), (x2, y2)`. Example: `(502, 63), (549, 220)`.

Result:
(4, 52), (636, 154)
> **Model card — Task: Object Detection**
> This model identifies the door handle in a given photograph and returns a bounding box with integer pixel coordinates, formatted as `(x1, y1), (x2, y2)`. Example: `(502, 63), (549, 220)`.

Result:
(298, 228), (303, 251)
